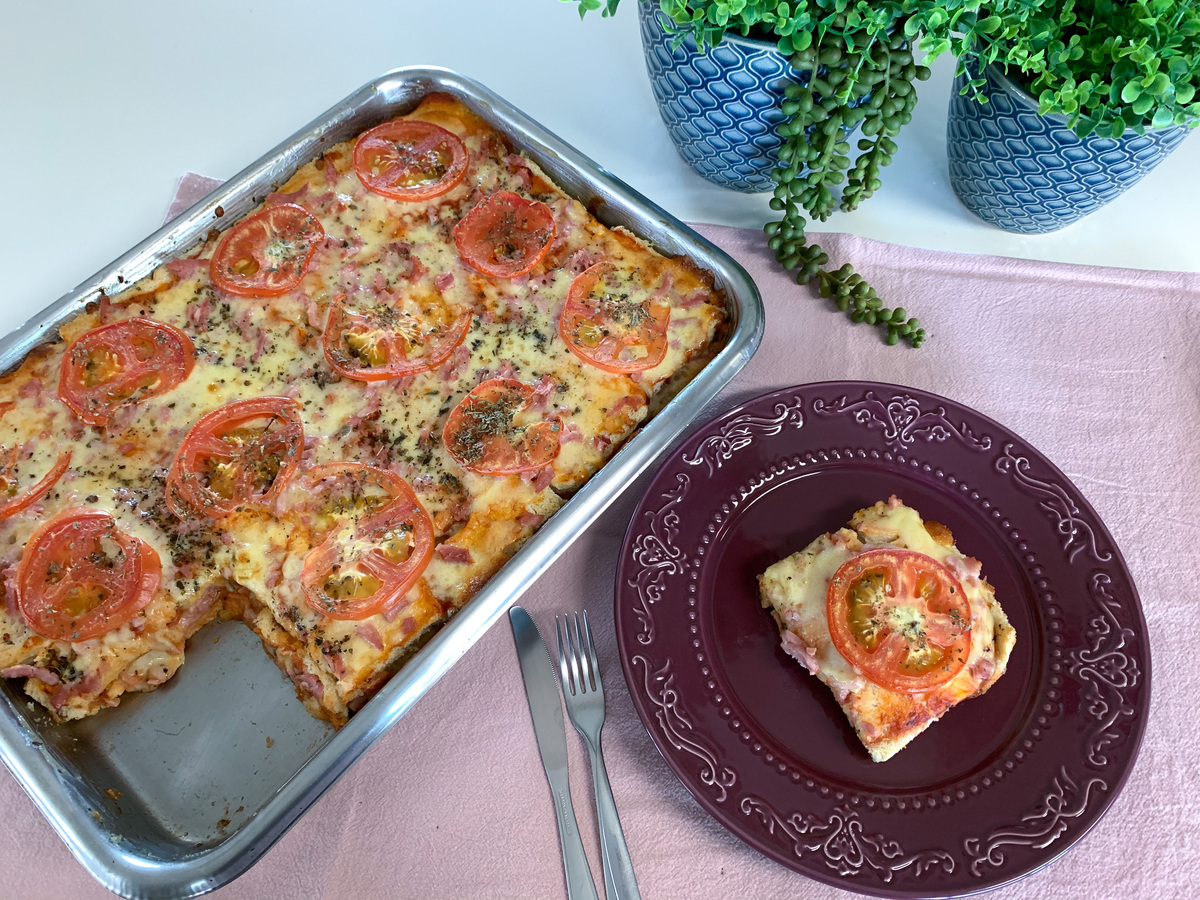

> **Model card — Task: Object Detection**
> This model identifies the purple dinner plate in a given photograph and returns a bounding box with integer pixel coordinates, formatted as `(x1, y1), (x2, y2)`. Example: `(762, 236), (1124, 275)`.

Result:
(614, 382), (1150, 897)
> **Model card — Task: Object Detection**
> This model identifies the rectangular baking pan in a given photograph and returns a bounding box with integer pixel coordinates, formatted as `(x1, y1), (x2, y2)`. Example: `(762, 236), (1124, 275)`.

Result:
(0, 67), (763, 899)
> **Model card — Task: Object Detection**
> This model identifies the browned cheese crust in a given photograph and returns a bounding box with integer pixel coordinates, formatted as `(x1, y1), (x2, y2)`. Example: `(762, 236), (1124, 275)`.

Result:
(0, 94), (726, 726)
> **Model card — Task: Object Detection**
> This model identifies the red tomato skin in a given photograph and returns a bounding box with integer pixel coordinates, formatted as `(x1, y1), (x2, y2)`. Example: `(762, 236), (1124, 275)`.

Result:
(165, 397), (305, 519)
(826, 548), (972, 694)
(321, 293), (473, 382)
(0, 449), (71, 522)
(300, 472), (435, 621)
(559, 262), (670, 374)
(442, 378), (561, 475)
(452, 191), (556, 279)
(16, 508), (162, 643)
(210, 204), (324, 298)
(353, 120), (469, 202)
(58, 318), (196, 426)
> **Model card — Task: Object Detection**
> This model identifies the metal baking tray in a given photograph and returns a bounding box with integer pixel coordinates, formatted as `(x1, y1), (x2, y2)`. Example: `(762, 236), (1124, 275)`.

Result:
(0, 67), (763, 898)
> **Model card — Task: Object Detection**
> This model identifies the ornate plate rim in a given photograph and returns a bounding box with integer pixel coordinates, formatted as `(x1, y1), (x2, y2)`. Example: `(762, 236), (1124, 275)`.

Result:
(613, 381), (1151, 898)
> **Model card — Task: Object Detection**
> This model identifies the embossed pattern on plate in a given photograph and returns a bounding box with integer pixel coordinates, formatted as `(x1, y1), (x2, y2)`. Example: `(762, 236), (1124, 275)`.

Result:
(614, 382), (1150, 898)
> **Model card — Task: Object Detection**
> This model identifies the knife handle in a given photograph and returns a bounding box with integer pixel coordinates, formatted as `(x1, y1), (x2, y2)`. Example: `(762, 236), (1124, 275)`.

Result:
(547, 772), (600, 900)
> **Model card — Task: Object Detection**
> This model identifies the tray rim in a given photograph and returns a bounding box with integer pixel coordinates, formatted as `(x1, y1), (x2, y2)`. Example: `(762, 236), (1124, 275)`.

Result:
(0, 65), (764, 899)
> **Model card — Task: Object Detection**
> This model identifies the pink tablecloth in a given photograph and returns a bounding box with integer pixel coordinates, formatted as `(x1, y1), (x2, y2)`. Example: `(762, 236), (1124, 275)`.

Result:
(3, 187), (1199, 899)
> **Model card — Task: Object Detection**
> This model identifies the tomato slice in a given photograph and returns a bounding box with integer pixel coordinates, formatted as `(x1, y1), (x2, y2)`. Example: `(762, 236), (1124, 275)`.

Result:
(442, 378), (560, 475)
(826, 548), (972, 694)
(560, 262), (670, 373)
(453, 191), (555, 278)
(300, 467), (434, 621)
(58, 318), (196, 425)
(166, 397), (305, 518)
(353, 119), (469, 201)
(322, 291), (472, 382)
(16, 508), (161, 642)
(210, 204), (324, 297)
(0, 421), (70, 522)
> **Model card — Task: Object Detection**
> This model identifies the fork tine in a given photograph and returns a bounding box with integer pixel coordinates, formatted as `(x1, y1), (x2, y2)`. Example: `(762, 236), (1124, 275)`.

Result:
(581, 611), (600, 692)
(574, 615), (590, 693)
(555, 615), (574, 695)
(565, 614), (583, 695)
(567, 613), (588, 692)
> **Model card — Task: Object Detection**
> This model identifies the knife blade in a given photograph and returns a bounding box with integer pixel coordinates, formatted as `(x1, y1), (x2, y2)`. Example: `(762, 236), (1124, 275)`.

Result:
(509, 606), (599, 900)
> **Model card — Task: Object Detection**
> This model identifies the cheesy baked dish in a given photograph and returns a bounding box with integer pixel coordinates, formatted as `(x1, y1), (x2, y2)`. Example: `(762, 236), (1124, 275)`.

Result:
(0, 94), (726, 727)
(758, 497), (1015, 762)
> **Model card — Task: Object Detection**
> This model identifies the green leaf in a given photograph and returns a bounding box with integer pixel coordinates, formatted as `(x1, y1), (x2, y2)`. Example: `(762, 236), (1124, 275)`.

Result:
(1152, 106), (1176, 128)
(1144, 72), (1172, 96)
(1121, 81), (1143, 103)
(1131, 93), (1155, 115)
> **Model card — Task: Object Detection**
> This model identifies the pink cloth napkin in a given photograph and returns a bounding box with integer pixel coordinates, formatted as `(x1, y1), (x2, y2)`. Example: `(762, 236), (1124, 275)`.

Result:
(2, 176), (1198, 900)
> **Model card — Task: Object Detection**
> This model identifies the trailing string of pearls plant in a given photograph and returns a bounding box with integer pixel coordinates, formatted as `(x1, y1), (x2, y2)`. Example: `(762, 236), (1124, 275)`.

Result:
(767, 17), (930, 346)
(567, 0), (935, 347)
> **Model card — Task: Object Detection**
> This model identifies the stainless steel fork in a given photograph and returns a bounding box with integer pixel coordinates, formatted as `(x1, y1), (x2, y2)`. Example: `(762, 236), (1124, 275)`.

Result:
(556, 612), (642, 900)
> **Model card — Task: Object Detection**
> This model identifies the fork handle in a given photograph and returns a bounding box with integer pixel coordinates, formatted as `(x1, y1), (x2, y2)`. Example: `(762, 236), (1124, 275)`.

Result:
(584, 734), (642, 900)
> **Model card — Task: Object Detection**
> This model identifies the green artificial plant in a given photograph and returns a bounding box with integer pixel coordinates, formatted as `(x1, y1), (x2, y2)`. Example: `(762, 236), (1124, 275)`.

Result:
(568, 0), (935, 347)
(910, 0), (1200, 138)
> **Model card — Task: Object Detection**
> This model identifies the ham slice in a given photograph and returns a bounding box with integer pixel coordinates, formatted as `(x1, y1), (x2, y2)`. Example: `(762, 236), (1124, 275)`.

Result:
(608, 394), (645, 421)
(291, 670), (325, 701)
(166, 258), (209, 281)
(266, 185), (310, 206)
(563, 248), (602, 274)
(531, 466), (554, 492)
(50, 669), (103, 709)
(504, 154), (533, 190)
(356, 623), (385, 650)
(436, 545), (474, 564)
(187, 294), (212, 328)
(1, 665), (61, 686)
(178, 584), (227, 632)
(780, 630), (821, 676)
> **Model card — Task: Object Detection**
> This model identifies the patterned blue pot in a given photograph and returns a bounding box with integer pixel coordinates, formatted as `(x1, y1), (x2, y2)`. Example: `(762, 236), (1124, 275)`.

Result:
(946, 59), (1192, 234)
(637, 0), (798, 193)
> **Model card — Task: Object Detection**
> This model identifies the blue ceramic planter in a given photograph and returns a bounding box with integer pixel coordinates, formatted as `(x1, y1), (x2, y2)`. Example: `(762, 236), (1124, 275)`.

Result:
(637, 1), (797, 193)
(946, 60), (1192, 234)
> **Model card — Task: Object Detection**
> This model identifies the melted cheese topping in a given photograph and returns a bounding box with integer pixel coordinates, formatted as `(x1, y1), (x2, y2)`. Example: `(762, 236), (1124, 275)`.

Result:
(0, 95), (726, 726)
(758, 497), (1015, 761)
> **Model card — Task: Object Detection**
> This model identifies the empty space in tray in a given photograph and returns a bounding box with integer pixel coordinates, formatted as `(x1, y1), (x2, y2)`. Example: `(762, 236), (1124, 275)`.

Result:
(7, 619), (332, 848)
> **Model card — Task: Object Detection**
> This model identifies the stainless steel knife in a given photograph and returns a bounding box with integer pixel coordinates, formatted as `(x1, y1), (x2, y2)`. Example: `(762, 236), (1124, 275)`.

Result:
(509, 606), (600, 900)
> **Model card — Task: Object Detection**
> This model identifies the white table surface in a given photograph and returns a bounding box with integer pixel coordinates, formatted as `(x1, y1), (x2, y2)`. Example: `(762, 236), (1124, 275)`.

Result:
(1, 0), (1197, 344)
(0, 3), (1197, 899)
